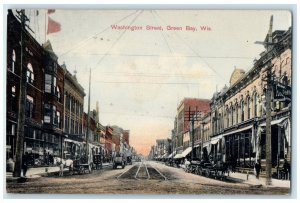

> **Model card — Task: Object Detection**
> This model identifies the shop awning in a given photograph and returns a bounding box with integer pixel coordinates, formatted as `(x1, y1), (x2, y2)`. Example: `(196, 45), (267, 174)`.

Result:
(260, 117), (288, 127)
(210, 135), (222, 145)
(181, 147), (192, 157)
(222, 125), (253, 137)
(168, 151), (176, 158)
(203, 141), (210, 148)
(174, 153), (183, 159)
(64, 138), (82, 145)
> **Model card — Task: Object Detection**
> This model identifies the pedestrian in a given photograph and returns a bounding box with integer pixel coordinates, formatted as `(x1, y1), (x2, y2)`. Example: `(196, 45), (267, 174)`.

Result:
(59, 161), (64, 177)
(283, 158), (290, 180)
(22, 152), (29, 177)
(254, 161), (261, 179)
(49, 153), (54, 165)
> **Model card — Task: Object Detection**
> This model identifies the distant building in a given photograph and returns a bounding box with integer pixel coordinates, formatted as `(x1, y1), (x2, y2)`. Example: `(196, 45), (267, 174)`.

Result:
(62, 64), (85, 159)
(174, 98), (210, 157)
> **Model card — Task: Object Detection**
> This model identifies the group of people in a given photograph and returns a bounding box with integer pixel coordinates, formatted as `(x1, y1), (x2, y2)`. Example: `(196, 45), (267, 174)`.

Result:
(254, 159), (290, 180)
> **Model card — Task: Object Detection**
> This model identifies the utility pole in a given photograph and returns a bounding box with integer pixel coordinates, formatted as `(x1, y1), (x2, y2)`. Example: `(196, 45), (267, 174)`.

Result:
(265, 15), (274, 186)
(200, 121), (205, 161)
(265, 61), (272, 185)
(13, 10), (30, 177)
(254, 15), (275, 186)
(191, 118), (195, 160)
(185, 107), (201, 161)
(86, 67), (91, 164)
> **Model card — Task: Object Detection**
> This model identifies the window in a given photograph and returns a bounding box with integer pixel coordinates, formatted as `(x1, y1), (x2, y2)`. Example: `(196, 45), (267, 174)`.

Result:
(66, 93), (69, 110)
(45, 74), (52, 93)
(56, 111), (60, 127)
(44, 74), (57, 94)
(235, 104), (239, 124)
(56, 86), (61, 102)
(231, 106), (234, 126)
(26, 63), (34, 84)
(71, 119), (74, 134)
(11, 86), (17, 112)
(241, 100), (245, 122)
(75, 121), (78, 134)
(247, 97), (251, 119)
(25, 95), (34, 118)
(44, 104), (51, 123)
(254, 93), (258, 117)
(52, 105), (56, 125)
(79, 122), (82, 134)
(65, 116), (69, 133)
(12, 50), (16, 72)
(226, 109), (229, 128)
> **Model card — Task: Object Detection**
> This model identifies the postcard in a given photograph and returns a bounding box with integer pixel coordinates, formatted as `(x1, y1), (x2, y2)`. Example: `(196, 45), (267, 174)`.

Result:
(5, 9), (292, 195)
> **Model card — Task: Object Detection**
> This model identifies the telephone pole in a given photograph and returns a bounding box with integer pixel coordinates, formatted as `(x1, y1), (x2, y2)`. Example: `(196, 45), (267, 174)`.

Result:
(254, 15), (275, 185)
(13, 10), (30, 177)
(185, 107), (201, 160)
(265, 62), (272, 185)
(86, 67), (91, 163)
(265, 15), (274, 186)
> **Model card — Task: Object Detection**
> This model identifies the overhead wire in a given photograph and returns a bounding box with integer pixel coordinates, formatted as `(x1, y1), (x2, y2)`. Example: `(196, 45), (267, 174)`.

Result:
(153, 10), (225, 82)
(93, 10), (144, 70)
(59, 10), (139, 58)
(65, 52), (253, 59)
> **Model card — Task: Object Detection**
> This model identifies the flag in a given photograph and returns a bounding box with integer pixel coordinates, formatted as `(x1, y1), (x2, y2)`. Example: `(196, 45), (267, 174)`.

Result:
(48, 9), (55, 14)
(47, 16), (61, 34)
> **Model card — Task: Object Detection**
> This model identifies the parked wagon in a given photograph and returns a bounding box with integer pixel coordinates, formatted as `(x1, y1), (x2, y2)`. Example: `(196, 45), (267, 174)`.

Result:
(69, 159), (91, 175)
(93, 154), (103, 170)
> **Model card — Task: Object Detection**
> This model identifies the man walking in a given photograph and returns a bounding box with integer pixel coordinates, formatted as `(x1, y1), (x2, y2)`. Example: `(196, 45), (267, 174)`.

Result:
(255, 161), (261, 179)
(22, 152), (29, 177)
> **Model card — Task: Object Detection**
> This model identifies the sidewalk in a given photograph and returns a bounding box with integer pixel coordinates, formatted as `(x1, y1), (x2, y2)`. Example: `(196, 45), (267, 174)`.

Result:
(175, 162), (290, 188)
(227, 172), (290, 188)
(6, 162), (113, 182)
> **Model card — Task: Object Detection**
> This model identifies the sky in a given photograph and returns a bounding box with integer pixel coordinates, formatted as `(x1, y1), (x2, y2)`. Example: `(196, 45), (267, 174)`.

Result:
(19, 9), (291, 156)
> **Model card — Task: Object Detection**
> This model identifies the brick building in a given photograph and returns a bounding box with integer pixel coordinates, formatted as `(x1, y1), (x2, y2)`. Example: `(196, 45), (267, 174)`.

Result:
(62, 65), (85, 159)
(174, 98), (210, 159)
(42, 41), (65, 158)
(208, 24), (292, 170)
(6, 10), (64, 166)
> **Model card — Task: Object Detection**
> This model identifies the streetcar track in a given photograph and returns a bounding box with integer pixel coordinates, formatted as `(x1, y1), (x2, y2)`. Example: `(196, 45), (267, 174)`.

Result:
(144, 162), (150, 180)
(134, 162), (143, 180)
(147, 163), (168, 181)
(116, 164), (137, 180)
(117, 161), (167, 181)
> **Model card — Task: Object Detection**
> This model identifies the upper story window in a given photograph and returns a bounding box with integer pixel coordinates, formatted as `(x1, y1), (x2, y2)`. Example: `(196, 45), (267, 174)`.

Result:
(56, 111), (61, 128)
(56, 86), (61, 102)
(11, 50), (16, 73)
(44, 104), (51, 123)
(45, 60), (57, 74)
(25, 95), (34, 118)
(235, 103), (239, 124)
(45, 74), (57, 94)
(254, 93), (258, 117)
(247, 96), (251, 119)
(11, 86), (17, 112)
(226, 109), (229, 128)
(231, 106), (234, 126)
(241, 100), (245, 122)
(52, 105), (56, 125)
(26, 63), (34, 84)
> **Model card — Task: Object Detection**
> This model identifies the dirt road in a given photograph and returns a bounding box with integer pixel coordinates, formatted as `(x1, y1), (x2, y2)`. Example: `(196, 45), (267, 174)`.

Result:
(6, 161), (290, 195)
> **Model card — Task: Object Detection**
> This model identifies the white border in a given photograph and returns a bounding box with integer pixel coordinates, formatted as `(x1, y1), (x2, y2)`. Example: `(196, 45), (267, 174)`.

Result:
(1, 0), (299, 202)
